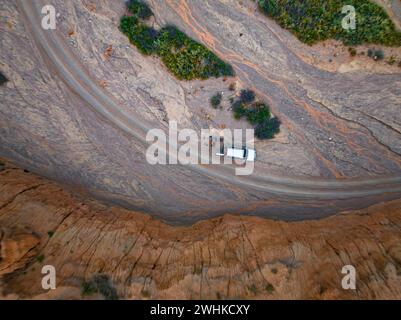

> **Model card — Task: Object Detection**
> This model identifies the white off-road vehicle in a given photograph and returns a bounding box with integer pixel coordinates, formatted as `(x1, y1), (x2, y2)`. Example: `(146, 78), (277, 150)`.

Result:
(226, 147), (256, 162)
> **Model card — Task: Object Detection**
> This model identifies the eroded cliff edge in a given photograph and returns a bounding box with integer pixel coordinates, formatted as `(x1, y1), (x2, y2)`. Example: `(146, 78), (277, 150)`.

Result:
(0, 158), (401, 300)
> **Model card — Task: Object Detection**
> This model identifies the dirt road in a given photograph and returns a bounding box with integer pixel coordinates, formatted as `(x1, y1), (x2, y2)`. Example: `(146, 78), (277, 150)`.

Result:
(1, 0), (400, 223)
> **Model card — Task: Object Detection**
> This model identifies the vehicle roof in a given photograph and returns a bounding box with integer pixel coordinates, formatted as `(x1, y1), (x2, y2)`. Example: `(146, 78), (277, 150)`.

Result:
(227, 148), (245, 158)
(246, 149), (256, 161)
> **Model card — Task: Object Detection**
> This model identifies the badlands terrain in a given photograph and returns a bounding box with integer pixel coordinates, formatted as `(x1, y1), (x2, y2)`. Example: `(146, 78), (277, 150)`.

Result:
(1, 159), (401, 299)
(0, 0), (401, 299)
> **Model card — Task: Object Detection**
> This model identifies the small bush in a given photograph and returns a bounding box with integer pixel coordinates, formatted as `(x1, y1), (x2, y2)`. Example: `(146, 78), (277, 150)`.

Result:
(81, 280), (97, 297)
(229, 82), (236, 91)
(231, 90), (280, 140)
(374, 49), (384, 61)
(248, 284), (258, 294)
(131, 24), (159, 55)
(246, 103), (271, 125)
(128, 0), (153, 20)
(233, 101), (247, 119)
(387, 55), (396, 65)
(47, 231), (54, 238)
(348, 47), (357, 57)
(367, 48), (374, 57)
(239, 89), (256, 103)
(81, 274), (119, 300)
(265, 283), (275, 294)
(36, 255), (45, 263)
(120, 15), (138, 34)
(255, 117), (281, 139)
(120, 17), (159, 55)
(210, 92), (222, 108)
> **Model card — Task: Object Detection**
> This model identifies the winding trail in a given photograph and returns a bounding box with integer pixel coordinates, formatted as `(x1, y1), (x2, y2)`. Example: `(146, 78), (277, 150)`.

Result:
(12, 0), (401, 221)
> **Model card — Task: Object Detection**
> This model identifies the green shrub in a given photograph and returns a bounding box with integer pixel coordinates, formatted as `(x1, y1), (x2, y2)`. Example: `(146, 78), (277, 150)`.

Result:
(119, 4), (234, 80)
(120, 15), (138, 34)
(120, 16), (158, 55)
(374, 49), (384, 60)
(246, 102), (271, 125)
(81, 280), (97, 297)
(258, 0), (401, 46)
(231, 92), (280, 140)
(155, 26), (234, 80)
(129, 24), (159, 55)
(239, 89), (256, 103)
(128, 0), (153, 20)
(47, 231), (54, 238)
(81, 274), (118, 300)
(387, 55), (396, 65)
(210, 92), (223, 108)
(233, 101), (248, 119)
(255, 117), (281, 139)
(36, 255), (45, 263)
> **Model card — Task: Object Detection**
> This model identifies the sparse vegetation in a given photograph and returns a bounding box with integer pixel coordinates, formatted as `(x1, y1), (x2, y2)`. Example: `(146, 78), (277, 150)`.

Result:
(248, 284), (258, 294)
(81, 274), (119, 300)
(265, 282), (275, 294)
(386, 55), (397, 65)
(258, 0), (401, 46)
(348, 47), (357, 57)
(47, 231), (54, 238)
(210, 92), (223, 108)
(119, 1), (234, 80)
(231, 89), (280, 140)
(36, 255), (45, 263)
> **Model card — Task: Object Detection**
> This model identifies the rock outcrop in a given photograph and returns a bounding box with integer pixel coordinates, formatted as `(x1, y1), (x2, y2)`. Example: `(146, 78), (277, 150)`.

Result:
(0, 158), (400, 299)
